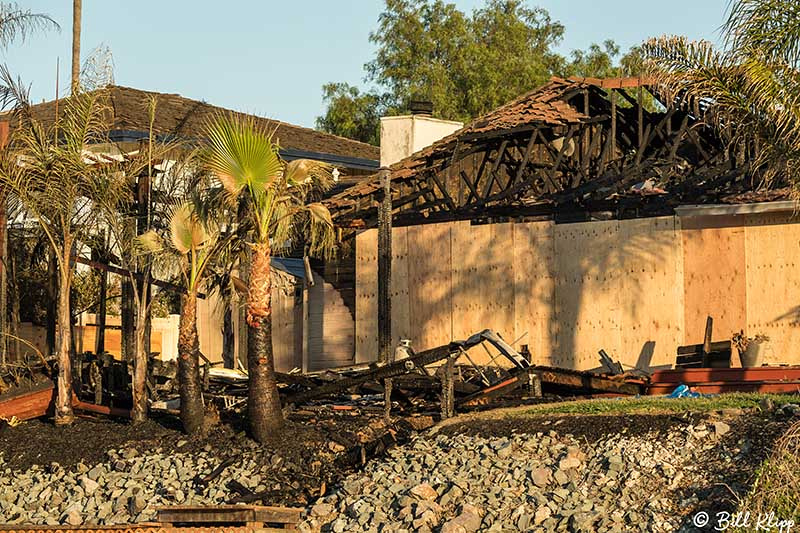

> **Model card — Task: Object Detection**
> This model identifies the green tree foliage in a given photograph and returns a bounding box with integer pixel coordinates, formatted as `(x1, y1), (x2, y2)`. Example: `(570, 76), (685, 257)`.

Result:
(560, 40), (644, 79)
(317, 0), (644, 144)
(316, 83), (383, 146)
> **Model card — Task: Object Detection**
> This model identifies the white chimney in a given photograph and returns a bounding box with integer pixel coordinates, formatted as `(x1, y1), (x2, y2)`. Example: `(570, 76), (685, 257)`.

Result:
(379, 105), (462, 167)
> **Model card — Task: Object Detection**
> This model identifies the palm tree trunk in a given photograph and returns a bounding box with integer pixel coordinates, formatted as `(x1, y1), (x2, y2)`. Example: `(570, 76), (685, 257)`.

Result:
(9, 254), (20, 362)
(131, 304), (148, 423)
(46, 251), (57, 356)
(121, 278), (135, 360)
(95, 268), (107, 354)
(247, 242), (283, 442)
(55, 255), (74, 425)
(71, 0), (81, 94)
(178, 291), (204, 435)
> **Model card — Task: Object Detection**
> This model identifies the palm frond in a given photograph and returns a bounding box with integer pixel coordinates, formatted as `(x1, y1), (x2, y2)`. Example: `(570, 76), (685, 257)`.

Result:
(0, 3), (59, 49)
(724, 0), (800, 66)
(203, 113), (282, 198)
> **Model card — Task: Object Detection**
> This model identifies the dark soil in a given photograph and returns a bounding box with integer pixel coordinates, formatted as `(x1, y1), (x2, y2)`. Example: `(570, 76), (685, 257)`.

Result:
(438, 411), (707, 442)
(0, 416), (175, 470)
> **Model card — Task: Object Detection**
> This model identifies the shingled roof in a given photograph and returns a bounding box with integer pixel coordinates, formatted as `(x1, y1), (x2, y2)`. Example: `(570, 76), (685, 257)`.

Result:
(22, 85), (380, 164)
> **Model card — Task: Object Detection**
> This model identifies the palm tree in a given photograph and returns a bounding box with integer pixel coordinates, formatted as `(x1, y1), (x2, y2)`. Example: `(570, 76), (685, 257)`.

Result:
(0, 3), (58, 365)
(139, 198), (230, 435)
(0, 89), (128, 424)
(204, 115), (336, 441)
(71, 0), (81, 94)
(642, 0), (800, 186)
(93, 94), (180, 424)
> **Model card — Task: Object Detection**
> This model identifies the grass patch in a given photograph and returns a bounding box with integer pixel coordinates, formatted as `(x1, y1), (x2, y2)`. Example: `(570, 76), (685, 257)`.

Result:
(733, 420), (800, 531)
(514, 392), (800, 416)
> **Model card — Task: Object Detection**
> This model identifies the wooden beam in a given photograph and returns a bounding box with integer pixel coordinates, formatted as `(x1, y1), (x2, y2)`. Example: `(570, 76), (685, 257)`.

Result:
(459, 170), (482, 204)
(428, 170), (458, 211)
(508, 129), (539, 188)
(377, 167), (392, 365)
(480, 140), (510, 201)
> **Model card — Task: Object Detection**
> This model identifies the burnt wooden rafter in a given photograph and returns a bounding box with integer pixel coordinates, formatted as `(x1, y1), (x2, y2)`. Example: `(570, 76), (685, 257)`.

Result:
(325, 77), (743, 227)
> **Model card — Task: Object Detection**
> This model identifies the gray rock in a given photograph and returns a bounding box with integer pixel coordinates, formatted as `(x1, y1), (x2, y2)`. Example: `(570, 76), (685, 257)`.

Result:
(86, 465), (105, 481)
(759, 397), (775, 412)
(713, 421), (731, 436)
(62, 509), (83, 526)
(121, 448), (139, 459)
(311, 502), (335, 517)
(128, 494), (147, 515)
(531, 467), (551, 487)
(409, 483), (438, 501)
(495, 442), (513, 459)
(79, 476), (99, 495)
(441, 505), (482, 533)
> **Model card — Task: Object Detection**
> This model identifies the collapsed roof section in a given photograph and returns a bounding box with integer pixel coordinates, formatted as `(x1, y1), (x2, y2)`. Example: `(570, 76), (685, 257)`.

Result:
(326, 76), (780, 228)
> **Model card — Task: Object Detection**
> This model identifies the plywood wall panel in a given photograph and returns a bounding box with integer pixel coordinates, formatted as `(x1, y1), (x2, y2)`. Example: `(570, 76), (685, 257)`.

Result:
(512, 221), (556, 365)
(390, 226), (412, 349)
(355, 229), (378, 363)
(450, 221), (516, 364)
(681, 215), (747, 344)
(744, 212), (800, 364)
(618, 216), (684, 370)
(553, 220), (622, 370)
(407, 222), (453, 352)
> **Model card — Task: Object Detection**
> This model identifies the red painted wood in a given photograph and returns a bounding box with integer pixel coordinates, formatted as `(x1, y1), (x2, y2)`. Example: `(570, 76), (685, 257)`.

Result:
(647, 366), (800, 395)
(0, 380), (55, 421)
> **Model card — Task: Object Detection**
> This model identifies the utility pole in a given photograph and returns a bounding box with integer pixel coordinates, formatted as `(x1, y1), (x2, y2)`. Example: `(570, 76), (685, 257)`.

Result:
(71, 0), (81, 94)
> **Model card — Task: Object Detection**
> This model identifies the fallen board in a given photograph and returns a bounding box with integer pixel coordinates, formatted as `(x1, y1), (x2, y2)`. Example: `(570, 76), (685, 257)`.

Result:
(648, 366), (800, 394)
(156, 504), (303, 529)
(531, 366), (645, 395)
(0, 379), (54, 421)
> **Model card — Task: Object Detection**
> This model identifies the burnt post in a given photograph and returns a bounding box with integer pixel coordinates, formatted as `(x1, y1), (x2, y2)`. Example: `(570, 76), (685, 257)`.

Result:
(378, 167), (393, 419)
(441, 355), (456, 419)
(702, 316), (713, 367)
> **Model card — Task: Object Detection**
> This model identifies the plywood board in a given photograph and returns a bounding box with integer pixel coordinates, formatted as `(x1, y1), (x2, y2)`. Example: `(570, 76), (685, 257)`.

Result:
(450, 221), (516, 364)
(355, 229), (378, 363)
(744, 212), (800, 365)
(681, 215), (747, 344)
(618, 216), (684, 370)
(512, 221), (556, 365)
(553, 220), (622, 370)
(407, 222), (453, 351)
(390, 226), (412, 349)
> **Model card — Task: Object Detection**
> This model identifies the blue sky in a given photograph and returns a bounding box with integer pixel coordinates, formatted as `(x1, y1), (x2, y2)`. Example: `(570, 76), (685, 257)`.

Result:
(4, 1), (729, 129)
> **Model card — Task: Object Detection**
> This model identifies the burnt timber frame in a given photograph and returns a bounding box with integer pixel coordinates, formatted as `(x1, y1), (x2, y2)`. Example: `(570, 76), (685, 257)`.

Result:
(324, 77), (761, 229)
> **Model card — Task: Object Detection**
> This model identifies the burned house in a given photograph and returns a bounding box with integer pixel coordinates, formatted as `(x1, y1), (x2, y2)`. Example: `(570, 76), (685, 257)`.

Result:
(324, 76), (799, 372)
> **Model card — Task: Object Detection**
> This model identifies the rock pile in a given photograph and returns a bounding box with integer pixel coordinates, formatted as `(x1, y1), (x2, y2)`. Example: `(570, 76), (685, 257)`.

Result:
(0, 442), (303, 525)
(298, 419), (755, 533)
